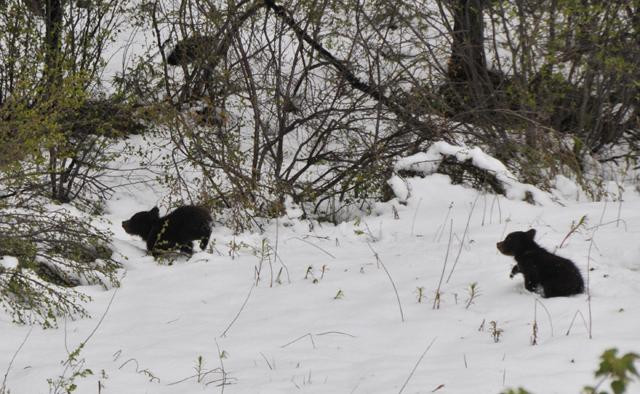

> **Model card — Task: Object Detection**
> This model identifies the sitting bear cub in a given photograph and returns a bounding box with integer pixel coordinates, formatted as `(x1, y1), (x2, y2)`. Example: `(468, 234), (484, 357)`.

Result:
(496, 229), (584, 298)
(122, 205), (212, 256)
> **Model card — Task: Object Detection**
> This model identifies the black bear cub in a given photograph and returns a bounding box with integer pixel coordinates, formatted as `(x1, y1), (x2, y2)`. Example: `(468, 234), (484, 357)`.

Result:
(496, 229), (584, 298)
(122, 206), (212, 257)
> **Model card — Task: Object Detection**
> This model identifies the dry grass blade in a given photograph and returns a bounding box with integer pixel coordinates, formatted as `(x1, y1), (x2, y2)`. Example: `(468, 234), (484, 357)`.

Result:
(446, 195), (479, 283)
(220, 283), (256, 337)
(398, 337), (437, 394)
(367, 242), (405, 322)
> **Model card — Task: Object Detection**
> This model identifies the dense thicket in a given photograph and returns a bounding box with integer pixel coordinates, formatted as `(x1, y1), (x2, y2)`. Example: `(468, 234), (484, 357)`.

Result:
(117, 0), (638, 227)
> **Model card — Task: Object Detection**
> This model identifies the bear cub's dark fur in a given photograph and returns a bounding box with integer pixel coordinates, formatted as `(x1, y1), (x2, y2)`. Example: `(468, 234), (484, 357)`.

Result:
(496, 229), (584, 298)
(122, 206), (212, 256)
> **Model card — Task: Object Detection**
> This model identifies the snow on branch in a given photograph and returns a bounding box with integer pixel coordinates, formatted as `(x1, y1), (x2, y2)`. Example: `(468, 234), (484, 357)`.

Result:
(390, 141), (553, 205)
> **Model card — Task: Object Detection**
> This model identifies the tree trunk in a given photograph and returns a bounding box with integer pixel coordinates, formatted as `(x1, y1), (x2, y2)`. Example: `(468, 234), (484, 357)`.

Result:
(44, 0), (63, 90)
(447, 0), (494, 102)
(44, 0), (64, 201)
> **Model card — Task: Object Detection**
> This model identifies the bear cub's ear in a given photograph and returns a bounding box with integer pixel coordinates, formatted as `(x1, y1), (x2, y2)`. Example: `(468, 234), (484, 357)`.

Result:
(150, 206), (160, 217)
(525, 228), (536, 240)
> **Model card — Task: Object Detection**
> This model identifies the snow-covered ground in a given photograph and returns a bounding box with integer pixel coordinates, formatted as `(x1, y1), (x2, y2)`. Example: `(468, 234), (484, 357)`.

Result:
(2, 164), (640, 393)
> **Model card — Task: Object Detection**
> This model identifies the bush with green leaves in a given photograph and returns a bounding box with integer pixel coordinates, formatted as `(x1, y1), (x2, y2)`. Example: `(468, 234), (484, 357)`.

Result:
(0, 203), (119, 328)
(583, 349), (640, 394)
(501, 389), (532, 394)
(47, 343), (94, 394)
(501, 348), (639, 394)
(0, 0), (143, 210)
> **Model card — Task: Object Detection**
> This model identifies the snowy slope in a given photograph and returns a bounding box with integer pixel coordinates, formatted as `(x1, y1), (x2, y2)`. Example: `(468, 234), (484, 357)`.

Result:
(2, 169), (640, 394)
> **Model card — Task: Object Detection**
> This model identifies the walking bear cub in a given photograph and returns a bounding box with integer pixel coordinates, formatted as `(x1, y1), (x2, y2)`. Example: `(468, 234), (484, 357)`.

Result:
(122, 205), (212, 257)
(496, 229), (584, 298)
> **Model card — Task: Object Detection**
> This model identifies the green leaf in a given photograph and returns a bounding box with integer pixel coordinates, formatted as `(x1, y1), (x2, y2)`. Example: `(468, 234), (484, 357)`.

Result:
(611, 380), (624, 394)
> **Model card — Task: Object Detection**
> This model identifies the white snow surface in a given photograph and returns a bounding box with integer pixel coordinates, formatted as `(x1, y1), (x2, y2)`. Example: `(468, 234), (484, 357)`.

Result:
(387, 175), (410, 203)
(0, 256), (18, 270)
(2, 168), (640, 393)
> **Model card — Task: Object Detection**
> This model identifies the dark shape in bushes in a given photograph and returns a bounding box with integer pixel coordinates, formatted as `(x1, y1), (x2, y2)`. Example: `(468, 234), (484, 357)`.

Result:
(167, 36), (214, 66)
(122, 205), (213, 256)
(64, 98), (147, 141)
(24, 0), (45, 17)
(497, 229), (584, 297)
